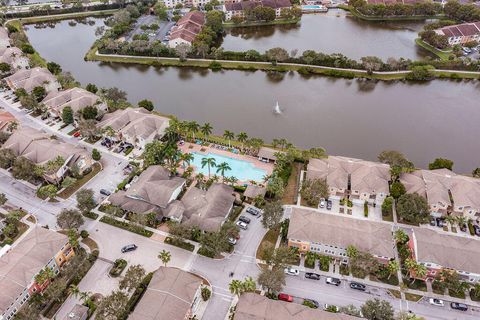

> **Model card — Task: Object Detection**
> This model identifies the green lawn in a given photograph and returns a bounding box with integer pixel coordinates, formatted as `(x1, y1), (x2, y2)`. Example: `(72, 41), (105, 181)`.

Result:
(256, 227), (280, 259)
(57, 163), (102, 199)
(415, 38), (452, 61)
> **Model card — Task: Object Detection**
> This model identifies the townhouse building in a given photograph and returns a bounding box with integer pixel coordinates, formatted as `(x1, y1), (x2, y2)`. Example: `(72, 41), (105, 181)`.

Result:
(435, 21), (480, 46)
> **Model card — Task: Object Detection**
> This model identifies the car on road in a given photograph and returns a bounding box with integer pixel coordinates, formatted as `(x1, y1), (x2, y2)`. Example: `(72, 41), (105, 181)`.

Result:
(450, 302), (468, 311)
(428, 298), (444, 307)
(319, 198), (326, 208)
(278, 293), (293, 302)
(100, 189), (111, 196)
(435, 218), (444, 227)
(350, 282), (366, 291)
(303, 298), (319, 308)
(323, 304), (339, 312)
(228, 237), (237, 245)
(246, 207), (261, 216)
(325, 277), (341, 286)
(238, 216), (251, 224)
(236, 221), (248, 230)
(326, 200), (332, 210)
(121, 244), (137, 253)
(284, 267), (300, 276)
(305, 272), (320, 280)
(73, 131), (81, 138)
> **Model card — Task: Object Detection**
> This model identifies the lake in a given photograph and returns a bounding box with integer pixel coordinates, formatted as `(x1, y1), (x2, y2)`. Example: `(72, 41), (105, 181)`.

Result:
(24, 18), (480, 173)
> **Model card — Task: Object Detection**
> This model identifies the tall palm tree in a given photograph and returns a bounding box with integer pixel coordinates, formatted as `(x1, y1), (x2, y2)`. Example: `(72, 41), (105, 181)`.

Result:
(201, 123), (213, 141)
(181, 153), (194, 169)
(35, 267), (55, 286)
(79, 291), (91, 303)
(228, 176), (238, 186)
(456, 216), (467, 228)
(413, 264), (427, 284)
(158, 250), (171, 267)
(188, 121), (200, 141)
(69, 284), (80, 298)
(237, 132), (248, 148)
(223, 130), (235, 148)
(387, 260), (399, 280)
(201, 157), (216, 178)
(229, 279), (243, 297)
(242, 277), (256, 293)
(216, 162), (232, 182)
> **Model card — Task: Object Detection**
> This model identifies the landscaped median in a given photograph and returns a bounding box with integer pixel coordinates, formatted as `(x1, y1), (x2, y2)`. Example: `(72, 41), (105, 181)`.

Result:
(99, 215), (153, 237)
(86, 49), (480, 81)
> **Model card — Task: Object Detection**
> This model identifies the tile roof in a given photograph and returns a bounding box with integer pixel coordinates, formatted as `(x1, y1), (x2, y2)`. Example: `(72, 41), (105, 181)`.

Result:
(257, 147), (284, 161)
(170, 11), (205, 43)
(0, 227), (67, 314)
(235, 293), (360, 320)
(42, 88), (103, 115)
(4, 67), (58, 93)
(129, 267), (202, 320)
(288, 207), (395, 258)
(440, 22), (480, 37)
(413, 228), (480, 274)
(244, 185), (266, 199)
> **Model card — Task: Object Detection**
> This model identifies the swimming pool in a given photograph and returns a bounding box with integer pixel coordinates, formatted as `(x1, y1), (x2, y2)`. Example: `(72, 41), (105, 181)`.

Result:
(190, 152), (267, 182)
(301, 5), (328, 11)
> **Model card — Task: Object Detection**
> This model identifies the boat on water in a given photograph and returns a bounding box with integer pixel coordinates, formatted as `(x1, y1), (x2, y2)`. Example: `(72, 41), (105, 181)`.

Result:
(273, 101), (282, 114)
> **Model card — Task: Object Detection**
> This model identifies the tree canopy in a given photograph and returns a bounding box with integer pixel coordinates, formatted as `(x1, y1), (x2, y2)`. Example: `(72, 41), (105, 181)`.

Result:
(396, 193), (430, 224)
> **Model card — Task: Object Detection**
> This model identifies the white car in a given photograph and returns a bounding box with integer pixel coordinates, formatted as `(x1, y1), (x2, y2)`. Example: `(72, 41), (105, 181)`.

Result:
(228, 237), (237, 245)
(319, 198), (326, 208)
(236, 221), (248, 230)
(428, 298), (444, 307)
(284, 267), (299, 276)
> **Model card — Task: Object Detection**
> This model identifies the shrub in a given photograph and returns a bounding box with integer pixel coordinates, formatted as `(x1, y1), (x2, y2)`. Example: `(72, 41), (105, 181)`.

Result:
(201, 287), (211, 301)
(100, 216), (153, 237)
(198, 246), (215, 258)
(83, 211), (99, 220)
(303, 299), (317, 309)
(37, 184), (58, 199)
(209, 61), (222, 71)
(80, 230), (89, 239)
(92, 148), (101, 161)
(164, 236), (195, 251)
(109, 259), (127, 277)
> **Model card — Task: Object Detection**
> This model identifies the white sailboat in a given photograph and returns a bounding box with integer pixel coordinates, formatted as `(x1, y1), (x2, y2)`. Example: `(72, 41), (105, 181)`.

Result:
(273, 101), (281, 114)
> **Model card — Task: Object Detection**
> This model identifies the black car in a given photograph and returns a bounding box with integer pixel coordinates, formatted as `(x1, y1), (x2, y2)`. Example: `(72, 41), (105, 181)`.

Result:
(121, 244), (137, 253)
(473, 225), (480, 236)
(450, 302), (468, 311)
(246, 207), (260, 216)
(436, 218), (444, 227)
(326, 200), (332, 210)
(100, 189), (111, 196)
(460, 224), (467, 232)
(238, 216), (251, 224)
(303, 299), (319, 309)
(429, 219), (436, 226)
(305, 272), (320, 280)
(350, 282), (367, 291)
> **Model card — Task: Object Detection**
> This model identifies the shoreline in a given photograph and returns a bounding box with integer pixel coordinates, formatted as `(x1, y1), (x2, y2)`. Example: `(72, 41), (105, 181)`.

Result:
(338, 5), (447, 22)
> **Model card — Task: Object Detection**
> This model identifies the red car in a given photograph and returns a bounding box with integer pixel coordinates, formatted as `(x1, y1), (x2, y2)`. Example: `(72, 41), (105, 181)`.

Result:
(73, 131), (81, 138)
(278, 293), (293, 302)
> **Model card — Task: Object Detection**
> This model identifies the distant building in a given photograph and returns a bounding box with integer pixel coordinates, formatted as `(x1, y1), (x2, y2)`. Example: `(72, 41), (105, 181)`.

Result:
(3, 126), (93, 183)
(307, 156), (390, 207)
(109, 165), (186, 221)
(223, 0), (292, 21)
(0, 47), (29, 71)
(129, 267), (204, 320)
(235, 293), (359, 320)
(3, 67), (60, 94)
(63, 304), (89, 320)
(287, 207), (394, 263)
(366, 0), (427, 4)
(168, 11), (205, 48)
(409, 227), (480, 283)
(0, 111), (16, 133)
(400, 169), (480, 218)
(0, 227), (74, 320)
(435, 21), (480, 46)
(42, 87), (107, 120)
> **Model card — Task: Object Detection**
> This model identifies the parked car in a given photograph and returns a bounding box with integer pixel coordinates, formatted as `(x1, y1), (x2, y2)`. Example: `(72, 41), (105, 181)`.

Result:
(238, 216), (251, 224)
(435, 218), (444, 227)
(350, 282), (366, 291)
(430, 219), (436, 226)
(319, 198), (326, 208)
(246, 207), (261, 216)
(428, 298), (444, 307)
(323, 304), (339, 312)
(305, 272), (320, 280)
(278, 293), (293, 302)
(473, 225), (480, 236)
(450, 302), (468, 311)
(284, 267), (300, 276)
(236, 221), (248, 230)
(73, 131), (81, 138)
(460, 223), (467, 232)
(326, 200), (332, 210)
(100, 189), (111, 196)
(303, 298), (319, 308)
(228, 237), (237, 245)
(325, 277), (341, 286)
(121, 244), (137, 253)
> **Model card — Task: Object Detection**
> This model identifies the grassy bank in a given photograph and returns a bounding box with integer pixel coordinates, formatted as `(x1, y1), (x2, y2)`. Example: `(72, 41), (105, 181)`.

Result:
(6, 9), (118, 25)
(223, 18), (300, 28)
(339, 5), (446, 21)
(415, 38), (452, 61)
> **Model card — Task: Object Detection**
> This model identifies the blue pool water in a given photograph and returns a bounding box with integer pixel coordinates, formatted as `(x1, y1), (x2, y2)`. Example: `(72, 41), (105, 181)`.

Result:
(190, 152), (267, 182)
(302, 5), (326, 9)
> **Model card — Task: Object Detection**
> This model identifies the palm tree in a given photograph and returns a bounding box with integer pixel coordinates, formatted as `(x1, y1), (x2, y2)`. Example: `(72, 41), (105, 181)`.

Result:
(445, 215), (456, 227)
(471, 283), (480, 299)
(158, 250), (171, 267)
(262, 174), (271, 184)
(394, 229), (409, 244)
(387, 260), (399, 280)
(69, 284), (80, 298)
(229, 279), (243, 297)
(223, 130), (235, 148)
(216, 162), (232, 182)
(345, 245), (358, 259)
(188, 121), (200, 141)
(237, 132), (248, 148)
(35, 267), (55, 286)
(228, 176), (238, 186)
(201, 157), (216, 178)
(201, 123), (213, 141)
(242, 277), (256, 293)
(79, 291), (91, 303)
(271, 138), (280, 149)
(180, 152), (194, 169)
(413, 264), (427, 284)
(456, 216), (467, 228)
(196, 172), (205, 188)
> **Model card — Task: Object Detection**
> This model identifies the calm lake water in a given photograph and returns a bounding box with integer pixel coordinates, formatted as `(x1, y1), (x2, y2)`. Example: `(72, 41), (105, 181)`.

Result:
(25, 18), (480, 173)
(221, 10), (431, 60)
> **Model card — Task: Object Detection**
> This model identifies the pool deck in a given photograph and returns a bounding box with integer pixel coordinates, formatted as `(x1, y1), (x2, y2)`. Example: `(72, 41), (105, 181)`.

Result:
(178, 142), (274, 184)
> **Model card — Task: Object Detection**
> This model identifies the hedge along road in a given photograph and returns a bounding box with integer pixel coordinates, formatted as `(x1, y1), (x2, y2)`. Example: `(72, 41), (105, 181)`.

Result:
(89, 50), (480, 80)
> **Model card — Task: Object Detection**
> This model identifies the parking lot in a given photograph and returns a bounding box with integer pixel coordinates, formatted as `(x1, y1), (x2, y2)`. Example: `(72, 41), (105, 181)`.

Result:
(125, 14), (175, 44)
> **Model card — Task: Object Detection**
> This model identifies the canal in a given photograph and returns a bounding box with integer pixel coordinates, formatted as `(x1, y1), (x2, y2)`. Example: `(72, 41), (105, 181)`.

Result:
(221, 10), (431, 60)
(25, 18), (480, 173)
